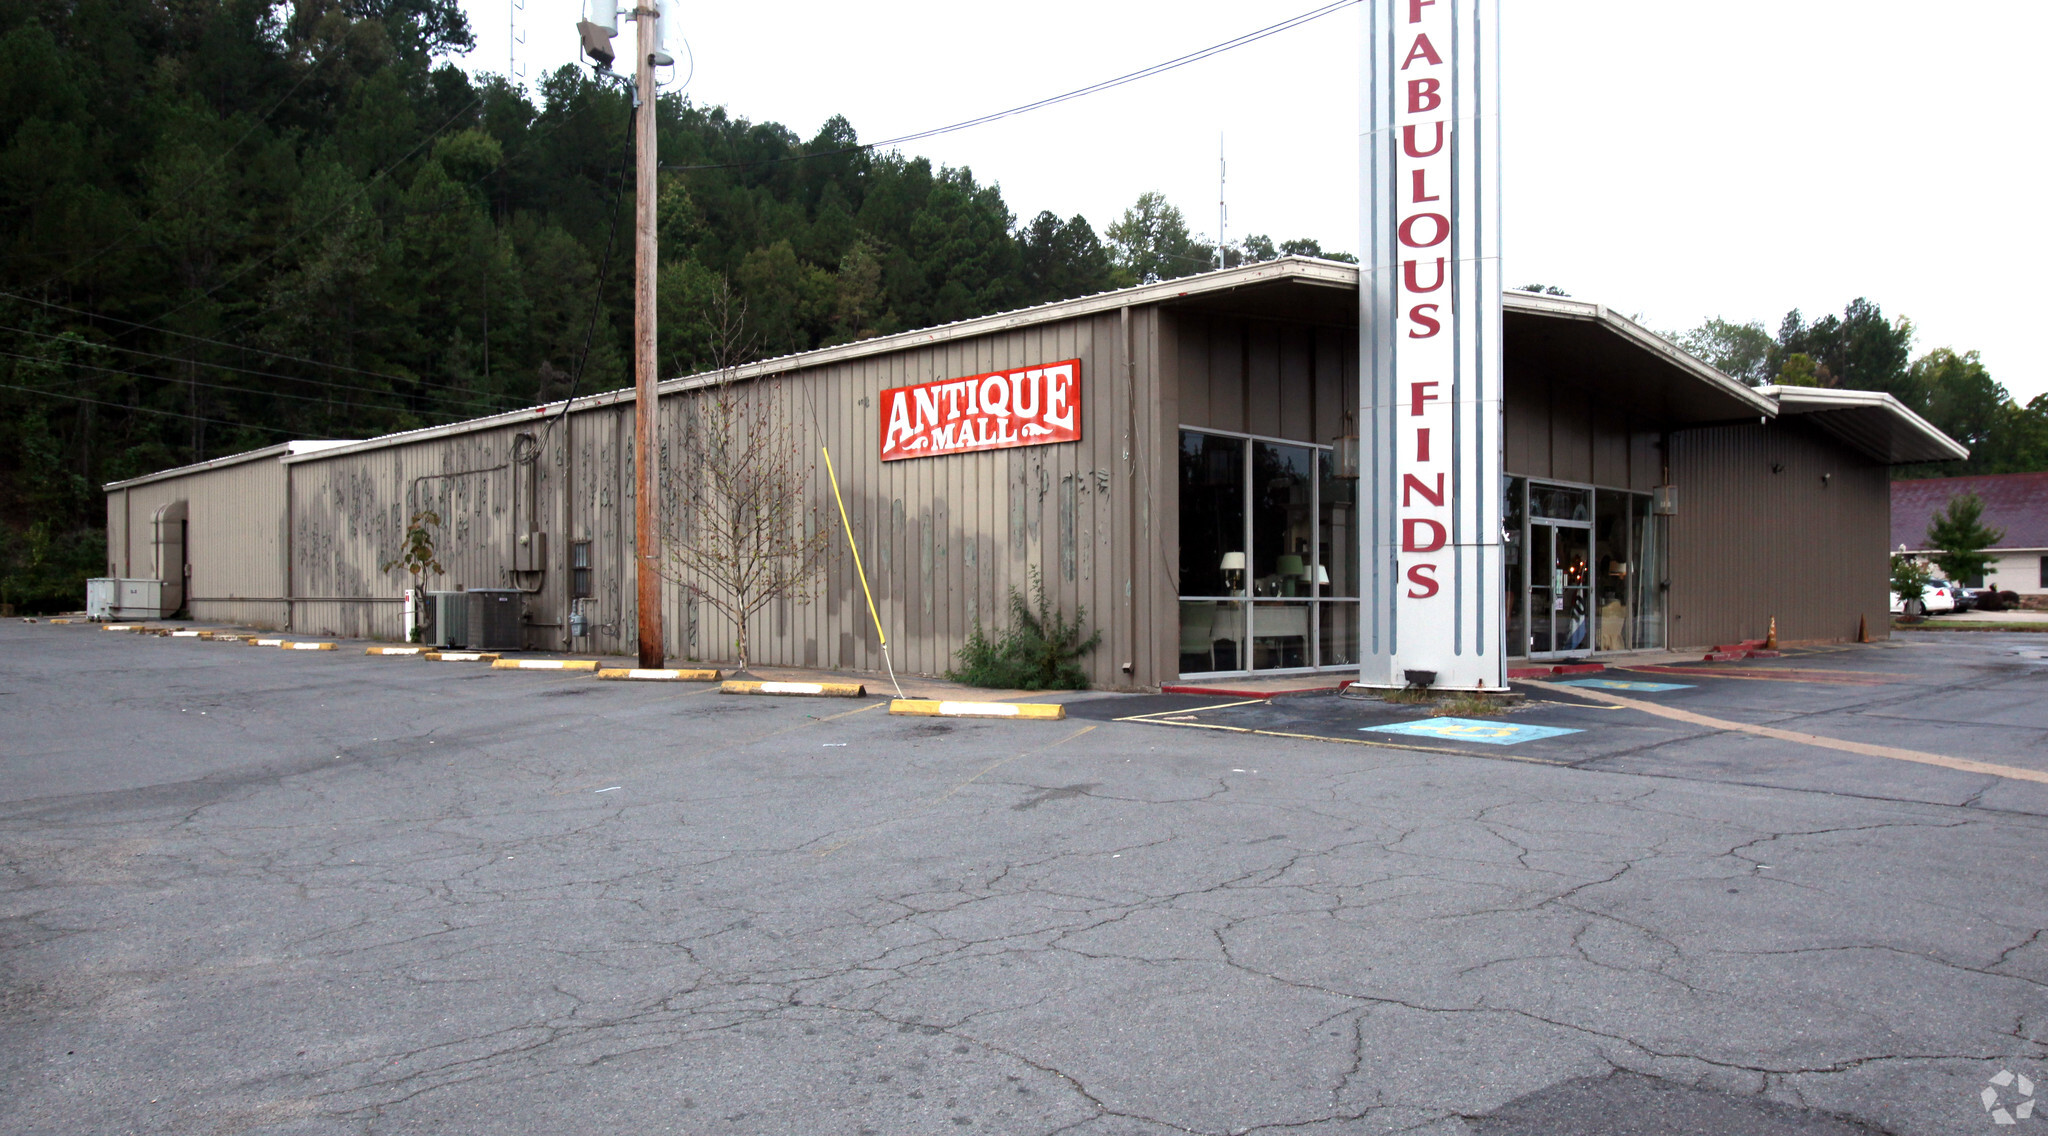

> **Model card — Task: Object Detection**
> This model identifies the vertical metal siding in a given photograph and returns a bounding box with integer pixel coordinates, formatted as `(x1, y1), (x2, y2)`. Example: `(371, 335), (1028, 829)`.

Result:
(105, 455), (291, 627)
(646, 308), (1143, 687)
(1667, 420), (1889, 648)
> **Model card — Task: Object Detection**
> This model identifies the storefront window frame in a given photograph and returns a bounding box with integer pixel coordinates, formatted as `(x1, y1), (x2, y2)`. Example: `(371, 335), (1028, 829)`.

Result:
(1510, 474), (1667, 659)
(1178, 425), (1356, 678)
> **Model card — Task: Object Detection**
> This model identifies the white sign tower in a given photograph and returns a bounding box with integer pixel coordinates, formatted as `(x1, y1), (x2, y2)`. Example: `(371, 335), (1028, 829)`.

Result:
(1360, 0), (1504, 691)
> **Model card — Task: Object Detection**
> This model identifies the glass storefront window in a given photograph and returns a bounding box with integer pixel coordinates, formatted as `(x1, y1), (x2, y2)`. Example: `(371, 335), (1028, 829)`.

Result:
(1512, 480), (1662, 657)
(1181, 599), (1245, 673)
(1317, 450), (1359, 598)
(1594, 489), (1631, 651)
(1319, 601), (1358, 668)
(1252, 442), (1315, 598)
(1179, 432), (1246, 598)
(1630, 493), (1666, 649)
(1504, 476), (1526, 656)
(1178, 428), (1356, 676)
(1250, 600), (1312, 670)
(1530, 483), (1590, 521)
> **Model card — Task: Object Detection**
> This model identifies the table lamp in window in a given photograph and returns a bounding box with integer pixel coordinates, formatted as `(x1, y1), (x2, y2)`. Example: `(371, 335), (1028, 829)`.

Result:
(1220, 552), (1246, 594)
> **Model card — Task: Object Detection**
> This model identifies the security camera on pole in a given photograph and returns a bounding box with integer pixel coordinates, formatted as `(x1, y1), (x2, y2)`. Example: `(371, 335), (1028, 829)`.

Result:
(1359, 0), (1504, 692)
(578, 0), (678, 669)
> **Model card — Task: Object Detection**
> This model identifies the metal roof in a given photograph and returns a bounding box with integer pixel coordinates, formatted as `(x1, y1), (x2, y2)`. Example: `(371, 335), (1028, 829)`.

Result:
(281, 258), (1362, 464)
(279, 259), (1794, 467)
(104, 262), (1933, 475)
(1505, 292), (1776, 418)
(103, 439), (353, 491)
(1756, 385), (1969, 465)
(1892, 471), (2048, 551)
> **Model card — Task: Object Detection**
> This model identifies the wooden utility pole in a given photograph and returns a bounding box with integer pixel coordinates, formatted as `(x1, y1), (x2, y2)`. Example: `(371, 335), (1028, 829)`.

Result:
(632, 0), (664, 668)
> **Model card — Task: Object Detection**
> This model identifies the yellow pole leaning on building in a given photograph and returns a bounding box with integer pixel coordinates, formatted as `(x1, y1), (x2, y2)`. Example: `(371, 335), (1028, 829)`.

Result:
(821, 444), (901, 697)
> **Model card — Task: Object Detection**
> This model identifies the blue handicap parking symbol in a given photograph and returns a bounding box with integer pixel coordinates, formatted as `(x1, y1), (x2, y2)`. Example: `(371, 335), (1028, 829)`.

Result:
(1552, 677), (1694, 692)
(1361, 717), (1583, 746)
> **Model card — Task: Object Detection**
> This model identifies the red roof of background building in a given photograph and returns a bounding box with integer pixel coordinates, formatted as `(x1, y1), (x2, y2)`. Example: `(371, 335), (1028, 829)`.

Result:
(1892, 472), (2048, 551)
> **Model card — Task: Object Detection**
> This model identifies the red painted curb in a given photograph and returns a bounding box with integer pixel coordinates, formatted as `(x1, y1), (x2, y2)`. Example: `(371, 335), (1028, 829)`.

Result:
(1160, 680), (1353, 700)
(1507, 663), (1607, 680)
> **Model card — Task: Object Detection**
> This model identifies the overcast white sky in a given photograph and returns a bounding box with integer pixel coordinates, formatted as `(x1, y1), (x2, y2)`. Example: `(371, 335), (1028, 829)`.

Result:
(464, 1), (2047, 401)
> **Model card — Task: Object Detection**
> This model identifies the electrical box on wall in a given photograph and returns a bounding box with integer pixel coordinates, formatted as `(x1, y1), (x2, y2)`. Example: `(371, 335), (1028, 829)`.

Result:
(1653, 486), (1677, 516)
(514, 531), (548, 572)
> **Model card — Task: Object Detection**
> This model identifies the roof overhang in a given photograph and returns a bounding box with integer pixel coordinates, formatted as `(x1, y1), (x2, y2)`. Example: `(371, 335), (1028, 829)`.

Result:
(249, 260), (1780, 467)
(104, 440), (353, 490)
(1503, 293), (1777, 425)
(1757, 385), (1969, 464)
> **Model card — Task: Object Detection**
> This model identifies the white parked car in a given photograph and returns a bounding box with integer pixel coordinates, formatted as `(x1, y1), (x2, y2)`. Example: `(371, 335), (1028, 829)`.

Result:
(1890, 582), (1959, 614)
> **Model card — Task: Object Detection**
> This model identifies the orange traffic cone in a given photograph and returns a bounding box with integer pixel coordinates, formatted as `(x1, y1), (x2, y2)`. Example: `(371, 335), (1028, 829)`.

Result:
(1858, 614), (1870, 644)
(1764, 616), (1778, 651)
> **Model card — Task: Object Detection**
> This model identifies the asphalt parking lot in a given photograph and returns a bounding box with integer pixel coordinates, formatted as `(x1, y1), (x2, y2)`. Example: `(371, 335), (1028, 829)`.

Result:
(3, 621), (2045, 1135)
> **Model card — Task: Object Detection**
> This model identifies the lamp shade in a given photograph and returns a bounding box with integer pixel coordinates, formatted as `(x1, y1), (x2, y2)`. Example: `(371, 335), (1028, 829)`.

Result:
(1276, 555), (1305, 578)
(1314, 564), (1331, 585)
(1218, 552), (1246, 571)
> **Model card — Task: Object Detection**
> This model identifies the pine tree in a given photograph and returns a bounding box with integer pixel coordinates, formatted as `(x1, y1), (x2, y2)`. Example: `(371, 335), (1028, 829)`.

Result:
(1925, 493), (2004, 586)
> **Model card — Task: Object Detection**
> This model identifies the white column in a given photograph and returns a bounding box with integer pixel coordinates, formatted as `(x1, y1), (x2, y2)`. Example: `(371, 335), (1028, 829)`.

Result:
(1360, 0), (1504, 691)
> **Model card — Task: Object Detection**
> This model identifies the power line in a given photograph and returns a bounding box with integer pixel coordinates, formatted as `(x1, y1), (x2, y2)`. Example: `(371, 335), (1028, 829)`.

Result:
(0, 324), (510, 413)
(0, 350), (482, 419)
(0, 381), (287, 434)
(661, 0), (1363, 174)
(0, 291), (493, 398)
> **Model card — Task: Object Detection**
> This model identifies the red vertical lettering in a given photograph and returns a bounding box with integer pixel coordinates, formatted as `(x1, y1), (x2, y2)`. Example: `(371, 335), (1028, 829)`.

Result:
(1398, 213), (1449, 248)
(1410, 168), (1439, 203)
(1407, 78), (1441, 114)
(1407, 305), (1441, 338)
(1406, 563), (1440, 598)
(1417, 427), (1431, 462)
(1407, 0), (1436, 22)
(1401, 33), (1443, 69)
(1403, 122), (1445, 158)
(1402, 519), (1447, 553)
(1409, 381), (1440, 416)
(1403, 257), (1445, 292)
(1402, 473), (1444, 507)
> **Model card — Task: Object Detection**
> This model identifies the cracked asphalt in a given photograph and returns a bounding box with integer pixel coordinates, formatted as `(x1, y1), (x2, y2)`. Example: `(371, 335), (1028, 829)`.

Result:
(3, 622), (2045, 1135)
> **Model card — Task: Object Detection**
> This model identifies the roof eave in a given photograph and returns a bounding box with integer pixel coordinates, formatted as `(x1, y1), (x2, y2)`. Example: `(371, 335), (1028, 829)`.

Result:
(1758, 385), (1970, 464)
(1504, 292), (1777, 417)
(103, 440), (352, 490)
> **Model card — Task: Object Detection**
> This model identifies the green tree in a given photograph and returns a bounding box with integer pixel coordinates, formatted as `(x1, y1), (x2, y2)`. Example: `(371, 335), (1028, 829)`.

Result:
(1775, 353), (1824, 387)
(1913, 348), (2004, 458)
(1771, 299), (1914, 404)
(0, 0), (1371, 611)
(1924, 493), (2004, 586)
(1018, 211), (1112, 305)
(1106, 191), (1209, 285)
(1277, 237), (1355, 263)
(1677, 317), (1774, 385)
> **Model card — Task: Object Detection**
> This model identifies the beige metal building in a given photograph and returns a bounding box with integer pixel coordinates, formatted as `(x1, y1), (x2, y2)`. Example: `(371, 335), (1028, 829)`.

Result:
(104, 259), (1965, 688)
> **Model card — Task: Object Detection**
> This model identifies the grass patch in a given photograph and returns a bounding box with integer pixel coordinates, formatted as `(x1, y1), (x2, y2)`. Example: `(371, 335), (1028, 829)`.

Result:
(1431, 693), (1511, 718)
(1367, 688), (1514, 716)
(1894, 619), (2048, 633)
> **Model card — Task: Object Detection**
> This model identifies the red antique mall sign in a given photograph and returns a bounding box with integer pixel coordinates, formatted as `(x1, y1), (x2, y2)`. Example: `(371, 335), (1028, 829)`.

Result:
(878, 360), (1081, 461)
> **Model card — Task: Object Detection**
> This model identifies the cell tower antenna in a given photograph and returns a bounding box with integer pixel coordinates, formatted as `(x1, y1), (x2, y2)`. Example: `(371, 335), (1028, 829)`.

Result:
(1218, 133), (1227, 269)
(510, 0), (528, 83)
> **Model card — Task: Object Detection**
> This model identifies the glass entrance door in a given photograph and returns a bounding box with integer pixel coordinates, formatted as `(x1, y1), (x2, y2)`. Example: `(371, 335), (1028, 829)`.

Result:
(1527, 520), (1591, 658)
